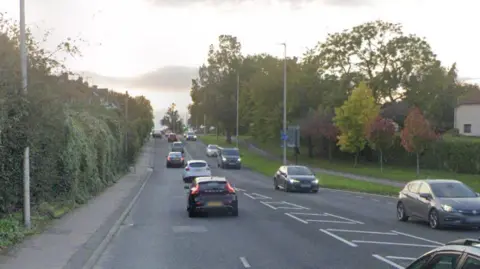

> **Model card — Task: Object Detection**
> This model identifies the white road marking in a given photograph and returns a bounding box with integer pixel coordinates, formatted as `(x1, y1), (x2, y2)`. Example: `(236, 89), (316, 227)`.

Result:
(172, 226), (208, 233)
(244, 193), (256, 200)
(260, 201), (278, 210)
(355, 196), (364, 199)
(391, 230), (445, 246)
(386, 256), (417, 261)
(372, 255), (405, 269)
(306, 220), (358, 224)
(372, 199), (380, 202)
(285, 213), (308, 224)
(239, 257), (251, 268)
(352, 240), (439, 248)
(235, 187), (246, 191)
(323, 213), (364, 224)
(251, 193), (272, 199)
(287, 212), (323, 216)
(281, 201), (309, 209)
(319, 229), (358, 247)
(325, 229), (397, 235)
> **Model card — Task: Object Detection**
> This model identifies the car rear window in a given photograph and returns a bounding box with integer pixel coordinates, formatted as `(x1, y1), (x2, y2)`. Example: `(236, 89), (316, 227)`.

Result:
(189, 162), (207, 168)
(198, 181), (227, 190)
(169, 152), (182, 157)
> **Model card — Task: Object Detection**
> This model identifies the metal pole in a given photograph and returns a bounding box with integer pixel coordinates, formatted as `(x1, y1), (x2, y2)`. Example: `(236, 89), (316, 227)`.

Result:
(203, 91), (206, 135)
(125, 91), (128, 157)
(20, 0), (31, 229)
(236, 72), (239, 148)
(282, 43), (287, 165)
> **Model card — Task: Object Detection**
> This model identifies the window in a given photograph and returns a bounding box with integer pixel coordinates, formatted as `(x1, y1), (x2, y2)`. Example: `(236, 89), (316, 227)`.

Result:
(198, 181), (227, 191)
(428, 253), (461, 269)
(462, 256), (480, 269)
(408, 182), (420, 193)
(287, 166), (313, 175)
(406, 254), (431, 269)
(222, 149), (239, 156)
(418, 183), (431, 194)
(430, 182), (477, 198)
(464, 124), (472, 133)
(189, 162), (207, 168)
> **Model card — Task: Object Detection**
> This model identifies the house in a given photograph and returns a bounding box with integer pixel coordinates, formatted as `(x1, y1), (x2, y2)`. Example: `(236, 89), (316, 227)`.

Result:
(454, 90), (480, 136)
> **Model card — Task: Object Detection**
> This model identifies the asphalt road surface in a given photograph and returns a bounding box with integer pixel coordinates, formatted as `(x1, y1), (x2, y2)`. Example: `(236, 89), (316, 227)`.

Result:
(93, 139), (479, 269)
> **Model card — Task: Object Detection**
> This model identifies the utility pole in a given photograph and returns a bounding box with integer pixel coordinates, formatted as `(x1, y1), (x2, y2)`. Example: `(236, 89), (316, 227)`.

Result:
(203, 91), (207, 135)
(281, 43), (287, 165)
(236, 72), (239, 148)
(20, 0), (31, 229)
(125, 91), (128, 158)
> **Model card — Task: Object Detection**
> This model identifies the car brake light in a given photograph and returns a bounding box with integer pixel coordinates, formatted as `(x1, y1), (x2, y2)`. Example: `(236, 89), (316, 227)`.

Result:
(185, 167), (190, 171)
(226, 182), (235, 193)
(167, 157), (171, 161)
(191, 185), (199, 195)
(181, 157), (184, 160)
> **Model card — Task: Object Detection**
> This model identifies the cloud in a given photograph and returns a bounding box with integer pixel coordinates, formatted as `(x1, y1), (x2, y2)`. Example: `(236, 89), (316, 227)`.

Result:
(81, 65), (198, 91)
(145, 0), (374, 7)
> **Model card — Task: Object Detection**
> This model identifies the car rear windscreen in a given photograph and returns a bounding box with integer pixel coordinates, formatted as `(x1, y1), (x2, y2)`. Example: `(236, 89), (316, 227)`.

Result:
(169, 152), (182, 157)
(189, 162), (207, 168)
(199, 181), (226, 191)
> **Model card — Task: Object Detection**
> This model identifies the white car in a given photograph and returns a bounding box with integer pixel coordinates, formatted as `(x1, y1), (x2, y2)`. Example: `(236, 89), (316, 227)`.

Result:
(206, 144), (219, 157)
(182, 160), (212, 184)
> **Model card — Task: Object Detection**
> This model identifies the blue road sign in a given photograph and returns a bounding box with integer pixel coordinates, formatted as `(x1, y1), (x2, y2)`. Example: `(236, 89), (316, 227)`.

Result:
(281, 132), (288, 141)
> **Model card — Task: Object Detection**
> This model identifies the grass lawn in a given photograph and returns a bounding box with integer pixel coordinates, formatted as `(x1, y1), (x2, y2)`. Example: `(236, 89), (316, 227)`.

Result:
(238, 137), (480, 192)
(200, 135), (401, 196)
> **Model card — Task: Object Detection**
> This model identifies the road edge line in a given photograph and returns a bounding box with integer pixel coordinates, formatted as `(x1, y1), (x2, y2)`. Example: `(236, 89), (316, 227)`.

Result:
(81, 169), (154, 269)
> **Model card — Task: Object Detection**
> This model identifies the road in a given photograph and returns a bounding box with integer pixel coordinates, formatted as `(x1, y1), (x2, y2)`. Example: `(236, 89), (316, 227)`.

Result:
(92, 138), (479, 269)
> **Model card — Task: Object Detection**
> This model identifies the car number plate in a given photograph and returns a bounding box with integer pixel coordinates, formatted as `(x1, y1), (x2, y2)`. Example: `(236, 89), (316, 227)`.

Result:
(207, 201), (222, 207)
(300, 184), (311, 188)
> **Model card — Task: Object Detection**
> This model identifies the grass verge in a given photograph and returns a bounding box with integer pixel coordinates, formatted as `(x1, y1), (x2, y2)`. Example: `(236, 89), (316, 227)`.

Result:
(200, 135), (401, 196)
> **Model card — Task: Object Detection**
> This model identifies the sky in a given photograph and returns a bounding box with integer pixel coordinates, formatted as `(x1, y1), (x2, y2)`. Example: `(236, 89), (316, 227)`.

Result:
(1, 0), (479, 122)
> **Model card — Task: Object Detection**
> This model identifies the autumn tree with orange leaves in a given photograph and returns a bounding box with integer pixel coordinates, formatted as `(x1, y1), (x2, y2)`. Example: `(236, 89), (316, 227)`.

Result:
(366, 116), (396, 172)
(401, 107), (438, 176)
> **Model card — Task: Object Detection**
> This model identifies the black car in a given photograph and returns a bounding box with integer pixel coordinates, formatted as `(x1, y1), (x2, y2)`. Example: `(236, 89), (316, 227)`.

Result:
(185, 176), (238, 218)
(152, 130), (162, 138)
(185, 132), (197, 141)
(273, 165), (319, 193)
(166, 152), (184, 168)
(404, 238), (480, 268)
(167, 133), (178, 142)
(217, 147), (241, 169)
(171, 141), (185, 153)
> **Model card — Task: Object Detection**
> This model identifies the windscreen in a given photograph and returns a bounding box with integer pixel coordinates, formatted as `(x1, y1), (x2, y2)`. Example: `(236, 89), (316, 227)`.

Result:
(198, 181), (227, 191)
(169, 152), (182, 158)
(430, 182), (477, 198)
(189, 162), (207, 168)
(287, 166), (313, 175)
(222, 149), (239, 156)
(187, 133), (195, 136)
(208, 145), (218, 149)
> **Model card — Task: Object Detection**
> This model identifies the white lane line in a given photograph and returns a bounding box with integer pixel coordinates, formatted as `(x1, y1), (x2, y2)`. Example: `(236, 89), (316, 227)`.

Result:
(323, 213), (364, 224)
(235, 188), (246, 191)
(319, 229), (358, 247)
(285, 213), (308, 224)
(281, 201), (309, 209)
(244, 193), (256, 200)
(239, 257), (251, 268)
(260, 201), (278, 210)
(352, 240), (439, 248)
(307, 220), (358, 224)
(326, 229), (397, 235)
(386, 256), (417, 261)
(251, 193), (272, 199)
(372, 255), (405, 269)
(391, 230), (445, 246)
(355, 196), (364, 199)
(287, 212), (323, 216)
(372, 199), (380, 202)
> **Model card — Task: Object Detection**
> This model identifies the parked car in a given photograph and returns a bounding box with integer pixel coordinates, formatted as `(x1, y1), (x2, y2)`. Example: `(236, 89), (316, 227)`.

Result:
(171, 141), (184, 153)
(404, 238), (480, 268)
(217, 147), (241, 169)
(185, 132), (197, 141)
(182, 160), (212, 184)
(184, 176), (238, 218)
(166, 152), (184, 168)
(206, 144), (219, 157)
(397, 179), (480, 229)
(273, 165), (319, 193)
(167, 133), (178, 142)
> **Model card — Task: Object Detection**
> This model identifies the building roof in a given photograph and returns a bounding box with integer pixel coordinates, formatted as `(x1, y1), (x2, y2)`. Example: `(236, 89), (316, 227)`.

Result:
(457, 89), (480, 106)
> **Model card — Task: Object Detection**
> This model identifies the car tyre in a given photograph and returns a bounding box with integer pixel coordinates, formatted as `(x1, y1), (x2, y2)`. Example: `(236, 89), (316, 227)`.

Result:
(188, 208), (196, 218)
(428, 209), (441, 229)
(311, 189), (318, 193)
(396, 202), (409, 222)
(274, 178), (279, 190)
(232, 208), (239, 217)
(284, 182), (290, 192)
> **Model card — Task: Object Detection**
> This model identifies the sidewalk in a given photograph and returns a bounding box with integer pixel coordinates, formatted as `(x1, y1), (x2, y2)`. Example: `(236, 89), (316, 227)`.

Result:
(234, 137), (405, 188)
(0, 139), (155, 269)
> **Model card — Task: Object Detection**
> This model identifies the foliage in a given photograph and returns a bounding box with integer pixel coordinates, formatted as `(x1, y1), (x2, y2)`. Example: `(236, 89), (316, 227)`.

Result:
(0, 15), (153, 219)
(366, 116), (396, 171)
(401, 107), (437, 154)
(334, 82), (380, 165)
(161, 102), (184, 133)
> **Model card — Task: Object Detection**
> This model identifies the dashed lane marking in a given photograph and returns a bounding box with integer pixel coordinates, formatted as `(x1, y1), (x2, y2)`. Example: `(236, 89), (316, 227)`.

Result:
(352, 240), (439, 248)
(260, 201), (309, 210)
(286, 212), (364, 225)
(386, 256), (417, 261)
(372, 254), (405, 269)
(239, 257), (251, 268)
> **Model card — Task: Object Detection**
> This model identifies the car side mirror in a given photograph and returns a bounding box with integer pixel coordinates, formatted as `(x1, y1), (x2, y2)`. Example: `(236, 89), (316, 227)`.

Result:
(419, 193), (432, 200)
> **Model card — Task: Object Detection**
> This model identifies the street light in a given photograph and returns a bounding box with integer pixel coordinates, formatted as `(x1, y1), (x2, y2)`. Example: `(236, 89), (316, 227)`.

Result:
(236, 72), (239, 148)
(280, 42), (287, 165)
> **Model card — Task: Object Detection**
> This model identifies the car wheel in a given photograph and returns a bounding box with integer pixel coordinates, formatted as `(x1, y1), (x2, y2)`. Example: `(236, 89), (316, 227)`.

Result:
(428, 209), (441, 229)
(166, 163), (170, 168)
(396, 202), (409, 222)
(284, 182), (290, 192)
(274, 178), (279, 190)
(311, 189), (318, 193)
(188, 208), (196, 218)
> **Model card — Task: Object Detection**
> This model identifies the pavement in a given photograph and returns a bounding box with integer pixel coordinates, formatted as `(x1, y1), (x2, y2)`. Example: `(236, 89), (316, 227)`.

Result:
(2, 138), (479, 269)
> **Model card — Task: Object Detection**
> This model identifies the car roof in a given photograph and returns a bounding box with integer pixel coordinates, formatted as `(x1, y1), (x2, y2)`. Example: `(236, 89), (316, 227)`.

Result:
(221, 147), (239, 150)
(187, 160), (207, 164)
(424, 179), (461, 184)
(195, 176), (227, 183)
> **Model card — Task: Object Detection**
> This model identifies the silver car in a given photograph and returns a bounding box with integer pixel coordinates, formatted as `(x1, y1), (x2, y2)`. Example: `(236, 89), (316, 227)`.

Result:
(206, 144), (219, 157)
(397, 179), (480, 229)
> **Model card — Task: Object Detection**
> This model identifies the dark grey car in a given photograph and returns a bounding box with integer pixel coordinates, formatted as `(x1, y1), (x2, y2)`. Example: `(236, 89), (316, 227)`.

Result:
(397, 179), (480, 229)
(217, 148), (241, 169)
(171, 141), (184, 153)
(273, 165), (319, 193)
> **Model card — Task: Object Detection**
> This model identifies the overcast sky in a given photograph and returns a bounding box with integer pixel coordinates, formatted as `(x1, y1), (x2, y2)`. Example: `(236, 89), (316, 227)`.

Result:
(1, 0), (478, 120)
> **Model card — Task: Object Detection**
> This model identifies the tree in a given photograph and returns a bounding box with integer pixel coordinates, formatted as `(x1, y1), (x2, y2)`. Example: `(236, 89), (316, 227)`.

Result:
(334, 82), (380, 166)
(366, 116), (396, 172)
(161, 103), (183, 133)
(401, 107), (437, 176)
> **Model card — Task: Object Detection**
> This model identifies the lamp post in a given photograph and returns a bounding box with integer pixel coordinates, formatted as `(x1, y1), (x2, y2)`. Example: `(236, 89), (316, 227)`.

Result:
(236, 72), (239, 148)
(280, 42), (287, 165)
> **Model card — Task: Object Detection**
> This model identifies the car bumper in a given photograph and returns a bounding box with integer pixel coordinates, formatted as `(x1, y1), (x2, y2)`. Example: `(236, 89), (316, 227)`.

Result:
(190, 203), (238, 213)
(167, 161), (183, 167)
(439, 212), (480, 227)
(222, 162), (241, 168)
(206, 151), (217, 156)
(287, 182), (319, 192)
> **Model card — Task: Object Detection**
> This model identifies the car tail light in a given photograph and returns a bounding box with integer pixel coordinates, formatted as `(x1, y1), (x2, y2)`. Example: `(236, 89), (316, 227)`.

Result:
(185, 167), (190, 171)
(191, 185), (199, 195)
(167, 157), (171, 161)
(181, 157), (184, 161)
(226, 182), (235, 193)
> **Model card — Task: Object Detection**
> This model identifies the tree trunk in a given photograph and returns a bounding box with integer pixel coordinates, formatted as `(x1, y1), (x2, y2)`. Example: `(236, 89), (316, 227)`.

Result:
(307, 136), (313, 158)
(354, 152), (359, 168)
(379, 150), (383, 173)
(328, 141), (333, 162)
(416, 152), (420, 177)
(226, 128), (232, 144)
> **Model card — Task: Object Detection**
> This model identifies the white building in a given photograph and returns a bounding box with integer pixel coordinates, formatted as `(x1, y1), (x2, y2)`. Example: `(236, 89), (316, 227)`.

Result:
(454, 90), (480, 136)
